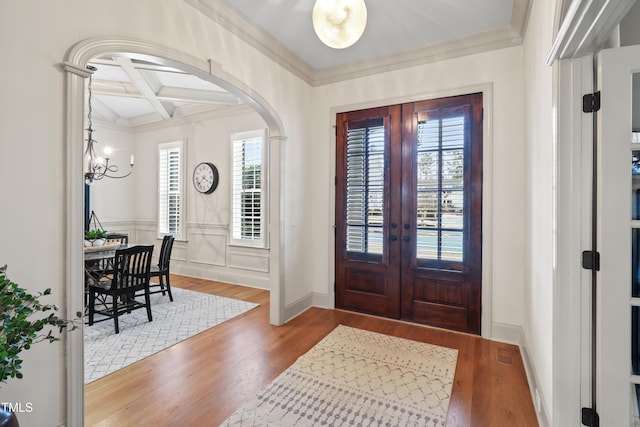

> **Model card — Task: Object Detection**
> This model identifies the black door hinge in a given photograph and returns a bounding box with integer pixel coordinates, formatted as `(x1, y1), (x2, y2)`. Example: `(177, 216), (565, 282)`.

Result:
(581, 407), (599, 427)
(583, 92), (601, 113)
(582, 250), (600, 271)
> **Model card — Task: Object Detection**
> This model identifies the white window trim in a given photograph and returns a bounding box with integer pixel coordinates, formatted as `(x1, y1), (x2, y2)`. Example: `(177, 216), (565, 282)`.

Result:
(158, 140), (186, 241)
(230, 129), (269, 248)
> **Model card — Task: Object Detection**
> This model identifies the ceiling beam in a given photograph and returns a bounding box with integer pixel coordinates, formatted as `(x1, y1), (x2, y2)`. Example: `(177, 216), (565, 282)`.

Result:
(91, 80), (143, 98)
(156, 86), (239, 105)
(91, 79), (239, 106)
(113, 57), (173, 120)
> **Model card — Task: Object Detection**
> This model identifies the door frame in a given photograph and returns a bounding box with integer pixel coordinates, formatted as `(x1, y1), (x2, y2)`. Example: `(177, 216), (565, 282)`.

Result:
(327, 83), (494, 338)
(554, 54), (594, 427)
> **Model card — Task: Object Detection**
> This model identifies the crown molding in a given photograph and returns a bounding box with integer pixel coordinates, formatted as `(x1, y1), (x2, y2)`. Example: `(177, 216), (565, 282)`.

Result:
(186, 0), (531, 87)
(184, 0), (316, 85)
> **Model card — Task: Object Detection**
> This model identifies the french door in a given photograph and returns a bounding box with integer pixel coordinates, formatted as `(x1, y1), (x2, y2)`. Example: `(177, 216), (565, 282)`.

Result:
(597, 44), (640, 425)
(335, 93), (483, 334)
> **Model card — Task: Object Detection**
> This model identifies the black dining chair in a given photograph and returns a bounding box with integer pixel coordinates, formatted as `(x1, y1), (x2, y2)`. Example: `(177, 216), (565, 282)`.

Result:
(148, 235), (175, 301)
(93, 232), (129, 276)
(105, 232), (129, 245)
(87, 245), (154, 334)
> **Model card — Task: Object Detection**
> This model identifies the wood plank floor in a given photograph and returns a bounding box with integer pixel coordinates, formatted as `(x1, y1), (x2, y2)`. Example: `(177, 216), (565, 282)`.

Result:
(84, 275), (538, 426)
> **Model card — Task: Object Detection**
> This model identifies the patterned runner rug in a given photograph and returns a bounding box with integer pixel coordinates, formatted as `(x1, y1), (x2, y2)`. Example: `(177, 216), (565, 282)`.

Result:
(222, 324), (458, 427)
(84, 287), (259, 384)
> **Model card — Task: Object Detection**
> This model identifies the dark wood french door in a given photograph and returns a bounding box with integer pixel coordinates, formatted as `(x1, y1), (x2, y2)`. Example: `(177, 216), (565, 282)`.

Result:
(335, 93), (483, 334)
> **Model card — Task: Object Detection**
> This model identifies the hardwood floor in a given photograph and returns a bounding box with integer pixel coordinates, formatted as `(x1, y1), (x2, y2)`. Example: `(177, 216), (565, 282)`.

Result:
(84, 275), (538, 426)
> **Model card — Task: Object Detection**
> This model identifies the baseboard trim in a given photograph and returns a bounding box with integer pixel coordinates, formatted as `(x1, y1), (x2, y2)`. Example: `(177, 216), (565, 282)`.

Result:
(283, 292), (329, 322)
(172, 265), (269, 290)
(492, 322), (551, 427)
(284, 293), (313, 322)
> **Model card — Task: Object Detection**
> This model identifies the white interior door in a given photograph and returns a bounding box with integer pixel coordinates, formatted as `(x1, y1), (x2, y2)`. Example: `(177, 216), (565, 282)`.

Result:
(598, 44), (640, 425)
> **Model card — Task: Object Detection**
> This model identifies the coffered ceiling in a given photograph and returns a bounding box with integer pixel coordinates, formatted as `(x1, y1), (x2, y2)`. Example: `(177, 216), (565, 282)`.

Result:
(88, 0), (530, 128)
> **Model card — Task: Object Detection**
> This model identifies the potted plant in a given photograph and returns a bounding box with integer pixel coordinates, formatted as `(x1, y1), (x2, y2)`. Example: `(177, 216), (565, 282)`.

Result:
(84, 228), (108, 247)
(0, 265), (82, 426)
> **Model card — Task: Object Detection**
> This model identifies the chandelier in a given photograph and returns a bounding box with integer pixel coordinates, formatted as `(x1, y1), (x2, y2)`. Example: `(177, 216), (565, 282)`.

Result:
(312, 0), (367, 49)
(84, 65), (134, 185)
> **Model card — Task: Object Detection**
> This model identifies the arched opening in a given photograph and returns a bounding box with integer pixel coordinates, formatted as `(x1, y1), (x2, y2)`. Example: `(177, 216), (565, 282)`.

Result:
(63, 37), (286, 425)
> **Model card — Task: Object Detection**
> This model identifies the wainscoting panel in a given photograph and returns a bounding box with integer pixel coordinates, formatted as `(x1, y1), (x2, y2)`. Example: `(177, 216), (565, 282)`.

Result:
(189, 232), (227, 267)
(126, 221), (271, 290)
(228, 249), (270, 273)
(170, 241), (188, 262)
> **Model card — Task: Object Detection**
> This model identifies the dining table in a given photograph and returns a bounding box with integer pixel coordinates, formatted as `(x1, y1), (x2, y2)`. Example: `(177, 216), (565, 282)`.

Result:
(84, 243), (131, 285)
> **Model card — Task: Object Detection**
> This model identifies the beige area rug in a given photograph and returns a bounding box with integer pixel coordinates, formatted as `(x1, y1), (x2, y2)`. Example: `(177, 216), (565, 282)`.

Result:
(222, 324), (459, 426)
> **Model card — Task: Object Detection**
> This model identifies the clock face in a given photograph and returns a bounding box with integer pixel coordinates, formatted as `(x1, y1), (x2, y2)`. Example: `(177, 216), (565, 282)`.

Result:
(193, 162), (219, 194)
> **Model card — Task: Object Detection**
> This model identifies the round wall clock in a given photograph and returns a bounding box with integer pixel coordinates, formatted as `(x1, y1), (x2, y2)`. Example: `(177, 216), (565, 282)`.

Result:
(193, 162), (219, 194)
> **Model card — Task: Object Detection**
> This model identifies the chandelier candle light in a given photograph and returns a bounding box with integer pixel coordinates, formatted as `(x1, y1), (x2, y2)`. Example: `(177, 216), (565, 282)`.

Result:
(312, 0), (367, 49)
(84, 65), (134, 185)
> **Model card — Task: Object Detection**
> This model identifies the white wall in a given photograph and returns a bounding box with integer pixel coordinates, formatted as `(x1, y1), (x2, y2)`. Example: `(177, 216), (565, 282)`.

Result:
(523, 0), (556, 421)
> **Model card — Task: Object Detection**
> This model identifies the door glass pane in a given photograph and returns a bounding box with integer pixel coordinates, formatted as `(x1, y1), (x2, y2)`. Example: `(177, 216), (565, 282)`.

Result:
(441, 231), (463, 261)
(416, 229), (438, 259)
(442, 191), (464, 230)
(633, 306), (640, 376)
(416, 115), (465, 262)
(633, 73), (640, 144)
(634, 151), (640, 220)
(634, 228), (640, 298)
(631, 383), (640, 424)
(345, 120), (385, 255)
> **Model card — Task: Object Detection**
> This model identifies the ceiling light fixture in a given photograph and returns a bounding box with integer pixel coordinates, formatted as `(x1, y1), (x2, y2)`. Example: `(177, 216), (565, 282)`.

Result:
(312, 0), (367, 49)
(84, 65), (134, 185)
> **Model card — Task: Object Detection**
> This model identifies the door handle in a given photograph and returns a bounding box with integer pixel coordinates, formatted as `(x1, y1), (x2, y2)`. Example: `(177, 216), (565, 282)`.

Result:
(403, 236), (410, 242)
(390, 236), (398, 241)
(391, 223), (398, 228)
(404, 224), (410, 229)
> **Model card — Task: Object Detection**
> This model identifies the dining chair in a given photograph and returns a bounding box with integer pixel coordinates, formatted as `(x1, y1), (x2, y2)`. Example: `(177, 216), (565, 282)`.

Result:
(148, 235), (175, 301)
(105, 232), (129, 244)
(94, 232), (129, 276)
(87, 245), (154, 334)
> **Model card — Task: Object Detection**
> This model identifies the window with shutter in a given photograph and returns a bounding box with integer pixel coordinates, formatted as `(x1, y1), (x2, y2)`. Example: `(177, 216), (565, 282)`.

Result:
(158, 141), (184, 239)
(346, 119), (385, 257)
(231, 130), (267, 247)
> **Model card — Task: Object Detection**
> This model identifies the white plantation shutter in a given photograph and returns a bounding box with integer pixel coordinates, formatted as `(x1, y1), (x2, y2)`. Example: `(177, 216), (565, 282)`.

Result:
(158, 141), (183, 239)
(231, 130), (267, 247)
